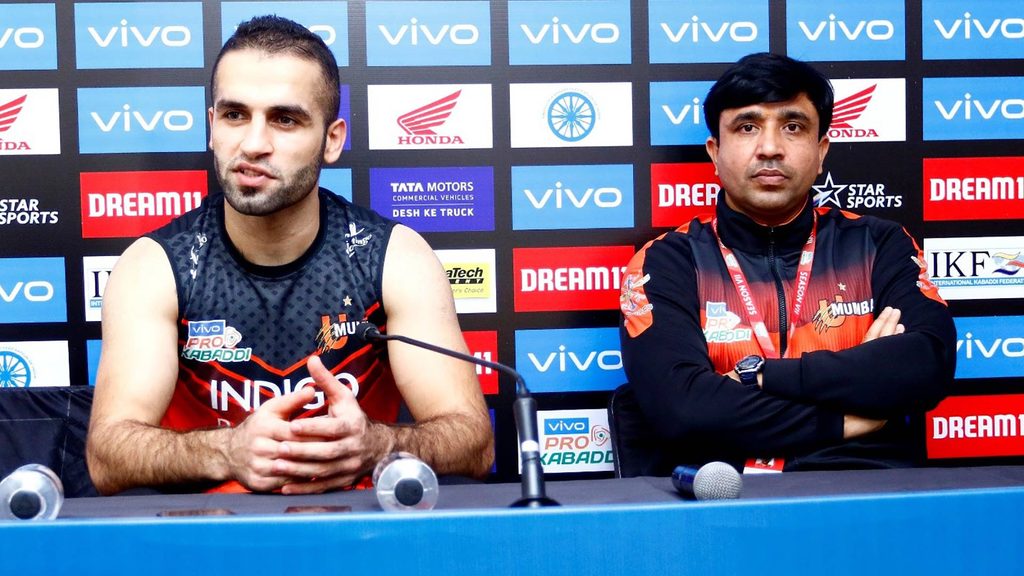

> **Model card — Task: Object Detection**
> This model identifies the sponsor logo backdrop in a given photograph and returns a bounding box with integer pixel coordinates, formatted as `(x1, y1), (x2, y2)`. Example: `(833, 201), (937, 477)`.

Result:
(0, 0), (1021, 480)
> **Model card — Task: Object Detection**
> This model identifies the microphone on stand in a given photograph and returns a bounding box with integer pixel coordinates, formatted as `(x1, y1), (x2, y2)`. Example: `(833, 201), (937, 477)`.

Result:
(355, 322), (559, 508)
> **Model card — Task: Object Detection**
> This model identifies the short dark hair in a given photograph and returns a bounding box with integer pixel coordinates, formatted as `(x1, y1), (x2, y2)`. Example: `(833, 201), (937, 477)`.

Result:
(703, 52), (833, 140)
(212, 15), (340, 126)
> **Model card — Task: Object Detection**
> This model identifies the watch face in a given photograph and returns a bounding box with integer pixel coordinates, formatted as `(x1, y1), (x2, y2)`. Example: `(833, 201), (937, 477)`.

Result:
(737, 355), (763, 372)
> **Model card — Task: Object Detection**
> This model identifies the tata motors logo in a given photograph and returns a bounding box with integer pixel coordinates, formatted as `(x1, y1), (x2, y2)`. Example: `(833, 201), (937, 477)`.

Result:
(787, 0), (904, 61)
(368, 85), (492, 150)
(509, 82), (632, 148)
(953, 316), (1024, 380)
(80, 171), (207, 238)
(651, 163), (720, 227)
(435, 248), (496, 314)
(83, 256), (118, 322)
(828, 79), (906, 142)
(648, 0), (768, 63)
(515, 327), (624, 392)
(508, 0), (630, 65)
(367, 0), (490, 66)
(0, 89), (60, 155)
(532, 409), (613, 473)
(650, 81), (716, 146)
(924, 236), (1024, 301)
(927, 394), (1024, 459)
(812, 171), (903, 211)
(924, 1), (1024, 60)
(0, 4), (57, 70)
(0, 341), (70, 388)
(221, 2), (348, 66)
(924, 77), (1024, 141)
(74, 2), (203, 69)
(77, 86), (206, 153)
(370, 166), (494, 232)
(0, 257), (66, 324)
(923, 157), (1024, 221)
(512, 164), (633, 230)
(514, 245), (632, 312)
(463, 330), (498, 394)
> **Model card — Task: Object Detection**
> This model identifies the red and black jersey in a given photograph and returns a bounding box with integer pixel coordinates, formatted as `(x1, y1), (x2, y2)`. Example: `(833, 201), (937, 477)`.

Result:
(619, 197), (955, 470)
(148, 190), (401, 436)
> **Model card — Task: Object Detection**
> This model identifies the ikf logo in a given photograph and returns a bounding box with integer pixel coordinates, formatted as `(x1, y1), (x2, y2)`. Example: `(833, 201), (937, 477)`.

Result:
(511, 164), (634, 230)
(0, 89), (60, 156)
(370, 166), (494, 232)
(923, 1), (1024, 61)
(924, 77), (1024, 141)
(367, 84), (493, 150)
(509, 82), (632, 148)
(74, 2), (203, 69)
(515, 327), (624, 392)
(953, 316), (1024, 380)
(786, 0), (905, 61)
(0, 3), (57, 70)
(828, 79), (906, 142)
(83, 256), (119, 323)
(923, 157), (1024, 221)
(531, 409), (613, 473)
(650, 81), (715, 146)
(924, 236), (1024, 301)
(463, 330), (498, 394)
(650, 163), (720, 227)
(0, 257), (66, 324)
(648, 0), (768, 64)
(80, 171), (208, 238)
(0, 341), (70, 388)
(508, 0), (631, 65)
(366, 1), (490, 66)
(513, 245), (632, 312)
(77, 86), (206, 154)
(927, 394), (1024, 459)
(435, 248), (496, 314)
(221, 2), (348, 66)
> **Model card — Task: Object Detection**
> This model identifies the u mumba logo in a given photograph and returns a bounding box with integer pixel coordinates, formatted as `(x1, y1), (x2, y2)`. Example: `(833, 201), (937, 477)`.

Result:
(0, 350), (31, 388)
(548, 91), (595, 142)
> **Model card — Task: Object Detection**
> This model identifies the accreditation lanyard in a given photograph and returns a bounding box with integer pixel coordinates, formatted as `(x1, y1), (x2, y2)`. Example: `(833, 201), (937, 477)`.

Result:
(711, 212), (817, 360)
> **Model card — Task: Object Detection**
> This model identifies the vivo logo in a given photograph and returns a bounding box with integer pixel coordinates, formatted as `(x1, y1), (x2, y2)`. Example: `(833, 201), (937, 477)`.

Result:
(87, 20), (191, 48)
(935, 94), (1024, 120)
(660, 17), (758, 43)
(958, 333), (1024, 359)
(379, 19), (479, 45)
(545, 418), (589, 434)
(91, 106), (194, 132)
(521, 19), (619, 45)
(0, 281), (53, 303)
(0, 27), (45, 49)
(527, 345), (622, 373)
(524, 183), (622, 209)
(663, 98), (702, 125)
(799, 15), (894, 41)
(935, 14), (1024, 40)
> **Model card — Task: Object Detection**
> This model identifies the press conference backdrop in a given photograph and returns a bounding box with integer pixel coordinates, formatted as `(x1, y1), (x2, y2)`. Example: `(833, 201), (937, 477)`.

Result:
(0, 0), (1022, 482)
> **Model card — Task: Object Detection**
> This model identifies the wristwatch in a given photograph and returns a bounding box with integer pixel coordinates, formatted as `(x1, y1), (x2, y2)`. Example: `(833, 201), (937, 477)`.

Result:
(735, 354), (764, 386)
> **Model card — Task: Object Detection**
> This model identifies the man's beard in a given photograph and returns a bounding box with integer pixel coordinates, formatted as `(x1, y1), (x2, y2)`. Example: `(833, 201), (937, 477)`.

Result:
(216, 154), (323, 217)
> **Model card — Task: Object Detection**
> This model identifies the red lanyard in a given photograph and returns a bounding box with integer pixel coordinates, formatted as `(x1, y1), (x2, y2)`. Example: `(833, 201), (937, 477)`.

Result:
(711, 212), (817, 359)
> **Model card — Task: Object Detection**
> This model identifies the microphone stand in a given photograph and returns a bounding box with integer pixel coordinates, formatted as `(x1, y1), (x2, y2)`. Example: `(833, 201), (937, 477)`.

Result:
(359, 324), (559, 508)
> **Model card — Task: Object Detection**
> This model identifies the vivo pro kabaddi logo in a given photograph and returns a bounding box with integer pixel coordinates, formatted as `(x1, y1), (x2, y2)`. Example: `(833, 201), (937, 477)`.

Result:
(182, 320), (252, 363)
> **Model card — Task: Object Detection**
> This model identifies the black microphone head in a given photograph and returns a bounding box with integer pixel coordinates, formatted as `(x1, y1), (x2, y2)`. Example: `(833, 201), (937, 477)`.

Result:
(354, 321), (382, 341)
(692, 461), (743, 500)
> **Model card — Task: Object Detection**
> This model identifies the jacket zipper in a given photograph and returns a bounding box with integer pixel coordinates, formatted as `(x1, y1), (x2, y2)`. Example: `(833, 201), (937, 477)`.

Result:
(767, 227), (788, 357)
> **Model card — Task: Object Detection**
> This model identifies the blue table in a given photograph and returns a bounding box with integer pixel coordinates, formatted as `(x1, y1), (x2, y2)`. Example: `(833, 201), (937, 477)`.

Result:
(2, 466), (1022, 575)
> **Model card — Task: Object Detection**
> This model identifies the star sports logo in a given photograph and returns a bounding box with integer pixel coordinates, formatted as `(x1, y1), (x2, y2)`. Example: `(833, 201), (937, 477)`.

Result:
(397, 90), (460, 140)
(812, 171), (903, 211)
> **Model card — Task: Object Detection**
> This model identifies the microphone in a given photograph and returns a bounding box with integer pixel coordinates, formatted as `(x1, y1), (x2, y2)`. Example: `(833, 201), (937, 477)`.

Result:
(0, 464), (64, 521)
(372, 452), (439, 511)
(355, 322), (559, 508)
(671, 461), (743, 501)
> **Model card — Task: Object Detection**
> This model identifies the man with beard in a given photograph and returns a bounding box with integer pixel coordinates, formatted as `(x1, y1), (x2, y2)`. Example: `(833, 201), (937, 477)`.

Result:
(86, 16), (493, 494)
(618, 53), (955, 474)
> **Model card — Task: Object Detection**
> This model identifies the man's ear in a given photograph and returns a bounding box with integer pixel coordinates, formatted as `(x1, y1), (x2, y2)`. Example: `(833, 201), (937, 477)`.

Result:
(817, 135), (830, 174)
(324, 118), (346, 164)
(705, 136), (720, 175)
